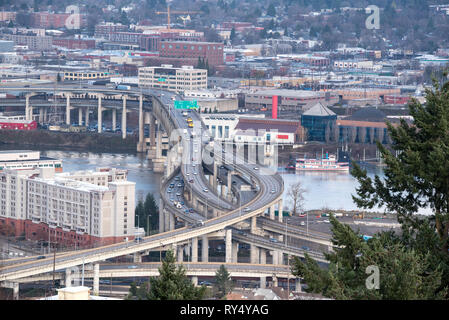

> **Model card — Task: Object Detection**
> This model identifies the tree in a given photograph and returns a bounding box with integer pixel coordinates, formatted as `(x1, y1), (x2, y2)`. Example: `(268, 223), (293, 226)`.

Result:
(148, 250), (207, 300)
(291, 216), (447, 300)
(351, 76), (449, 297)
(287, 181), (306, 216)
(267, 3), (276, 17)
(230, 28), (236, 42)
(135, 193), (159, 235)
(214, 265), (233, 299)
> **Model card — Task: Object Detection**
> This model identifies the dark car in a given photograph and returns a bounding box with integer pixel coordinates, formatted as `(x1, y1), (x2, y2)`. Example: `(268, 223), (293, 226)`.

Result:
(36, 255), (46, 260)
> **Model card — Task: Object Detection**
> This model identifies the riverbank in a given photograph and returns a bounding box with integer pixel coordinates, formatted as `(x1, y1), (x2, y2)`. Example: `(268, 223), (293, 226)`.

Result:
(0, 130), (139, 154)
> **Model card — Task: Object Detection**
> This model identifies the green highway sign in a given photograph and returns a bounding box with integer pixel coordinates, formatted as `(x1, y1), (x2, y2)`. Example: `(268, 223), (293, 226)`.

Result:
(174, 100), (199, 110)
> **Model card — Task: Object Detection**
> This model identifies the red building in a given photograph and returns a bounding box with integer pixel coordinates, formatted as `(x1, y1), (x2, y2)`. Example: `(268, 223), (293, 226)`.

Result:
(31, 12), (87, 28)
(384, 95), (411, 105)
(0, 120), (37, 130)
(158, 41), (224, 67)
(53, 38), (96, 50)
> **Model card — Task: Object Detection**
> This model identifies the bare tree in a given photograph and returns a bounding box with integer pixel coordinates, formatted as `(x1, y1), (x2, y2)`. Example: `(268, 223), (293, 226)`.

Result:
(332, 123), (339, 143)
(358, 126), (366, 144)
(287, 182), (306, 216)
(349, 126), (357, 144)
(369, 127), (375, 144)
(377, 128), (385, 144)
(325, 122), (331, 143)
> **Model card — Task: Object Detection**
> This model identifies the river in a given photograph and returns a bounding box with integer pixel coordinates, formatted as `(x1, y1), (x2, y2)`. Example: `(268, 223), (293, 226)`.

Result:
(32, 149), (391, 213)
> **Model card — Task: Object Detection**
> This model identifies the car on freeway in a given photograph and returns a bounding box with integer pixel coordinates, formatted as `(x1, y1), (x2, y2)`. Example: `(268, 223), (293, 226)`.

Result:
(192, 164), (196, 168)
(167, 189), (172, 193)
(180, 201), (184, 205)
(203, 188), (208, 192)
(300, 222), (306, 226)
(128, 265), (138, 269)
(243, 207), (250, 212)
(269, 238), (278, 243)
(189, 208), (194, 213)
(301, 246), (311, 251)
(271, 189), (276, 194)
(36, 255), (46, 260)
(254, 167), (259, 170)
(177, 183), (182, 187)
(134, 237), (143, 242)
(176, 193), (181, 196)
(186, 173), (190, 176)
(189, 179), (194, 183)
(194, 172), (198, 175)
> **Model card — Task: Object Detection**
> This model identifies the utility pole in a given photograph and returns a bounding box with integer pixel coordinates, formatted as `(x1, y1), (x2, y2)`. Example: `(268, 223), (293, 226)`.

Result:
(52, 242), (56, 292)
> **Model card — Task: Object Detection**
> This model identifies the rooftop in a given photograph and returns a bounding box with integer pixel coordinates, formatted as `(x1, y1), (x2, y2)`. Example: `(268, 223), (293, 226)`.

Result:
(302, 102), (336, 117)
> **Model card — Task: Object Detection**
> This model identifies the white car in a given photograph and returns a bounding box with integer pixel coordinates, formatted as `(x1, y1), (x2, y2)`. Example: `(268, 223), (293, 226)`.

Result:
(300, 222), (305, 226)
(203, 188), (208, 192)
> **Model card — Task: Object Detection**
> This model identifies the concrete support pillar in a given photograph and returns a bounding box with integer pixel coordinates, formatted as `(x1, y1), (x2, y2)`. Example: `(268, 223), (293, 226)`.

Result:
(295, 278), (302, 292)
(156, 126), (162, 158)
(273, 276), (278, 288)
(251, 216), (257, 234)
(39, 107), (44, 123)
(150, 114), (156, 146)
(122, 96), (127, 140)
(227, 171), (232, 200)
(164, 210), (170, 232)
(85, 108), (89, 127)
(225, 229), (232, 263)
(12, 282), (19, 300)
(277, 251), (284, 265)
(232, 242), (239, 263)
(138, 95), (144, 152)
(65, 268), (73, 288)
(93, 263), (100, 296)
(78, 108), (83, 126)
(209, 174), (213, 186)
(250, 244), (259, 264)
(192, 237), (198, 263)
(169, 212), (175, 230)
(270, 205), (276, 220)
(201, 235), (208, 263)
(97, 96), (102, 133)
(43, 107), (47, 123)
(278, 199), (284, 223)
(112, 108), (116, 131)
(25, 95), (31, 121)
(213, 161), (218, 191)
(220, 184), (226, 197)
(260, 249), (267, 264)
(66, 95), (71, 125)
(159, 199), (165, 233)
(272, 251), (278, 265)
(260, 277), (266, 289)
(133, 253), (142, 263)
(177, 245), (183, 262)
(192, 276), (198, 286)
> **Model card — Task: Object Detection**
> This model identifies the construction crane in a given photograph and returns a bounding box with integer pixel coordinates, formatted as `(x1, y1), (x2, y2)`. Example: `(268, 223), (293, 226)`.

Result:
(155, 3), (199, 30)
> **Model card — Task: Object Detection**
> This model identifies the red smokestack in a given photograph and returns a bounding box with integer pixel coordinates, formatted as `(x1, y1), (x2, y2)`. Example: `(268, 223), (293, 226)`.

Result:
(272, 95), (278, 119)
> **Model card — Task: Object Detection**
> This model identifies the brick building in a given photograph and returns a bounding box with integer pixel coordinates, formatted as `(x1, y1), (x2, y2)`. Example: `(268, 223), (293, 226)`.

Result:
(158, 41), (224, 67)
(53, 38), (96, 50)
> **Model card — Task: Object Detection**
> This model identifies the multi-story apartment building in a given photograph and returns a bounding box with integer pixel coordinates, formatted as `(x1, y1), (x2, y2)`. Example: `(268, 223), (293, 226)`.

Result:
(3, 34), (53, 51)
(94, 22), (128, 39)
(0, 150), (62, 173)
(138, 65), (207, 92)
(0, 167), (135, 247)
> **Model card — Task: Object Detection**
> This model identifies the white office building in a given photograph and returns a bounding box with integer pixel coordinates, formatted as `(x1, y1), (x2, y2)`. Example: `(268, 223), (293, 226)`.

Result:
(138, 64), (208, 92)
